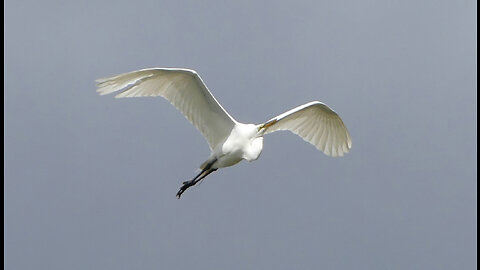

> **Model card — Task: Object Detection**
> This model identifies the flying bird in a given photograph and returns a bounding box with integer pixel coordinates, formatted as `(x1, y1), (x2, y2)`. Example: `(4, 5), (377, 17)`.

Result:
(96, 68), (352, 198)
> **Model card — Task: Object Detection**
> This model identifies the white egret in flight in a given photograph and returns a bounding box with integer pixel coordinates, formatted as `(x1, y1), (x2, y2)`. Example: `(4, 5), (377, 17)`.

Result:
(96, 68), (352, 198)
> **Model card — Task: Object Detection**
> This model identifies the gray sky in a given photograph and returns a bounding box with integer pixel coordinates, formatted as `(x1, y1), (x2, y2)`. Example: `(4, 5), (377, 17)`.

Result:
(5, 0), (477, 269)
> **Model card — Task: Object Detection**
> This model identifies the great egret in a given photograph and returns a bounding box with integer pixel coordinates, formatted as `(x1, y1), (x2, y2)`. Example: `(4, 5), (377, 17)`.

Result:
(96, 68), (352, 198)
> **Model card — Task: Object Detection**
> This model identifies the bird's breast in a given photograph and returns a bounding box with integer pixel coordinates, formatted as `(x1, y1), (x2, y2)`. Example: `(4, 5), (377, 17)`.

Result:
(215, 124), (264, 167)
(243, 137), (263, 162)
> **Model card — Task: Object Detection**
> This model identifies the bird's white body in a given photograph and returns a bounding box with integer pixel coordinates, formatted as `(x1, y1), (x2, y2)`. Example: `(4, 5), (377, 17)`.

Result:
(208, 123), (264, 169)
(96, 68), (352, 197)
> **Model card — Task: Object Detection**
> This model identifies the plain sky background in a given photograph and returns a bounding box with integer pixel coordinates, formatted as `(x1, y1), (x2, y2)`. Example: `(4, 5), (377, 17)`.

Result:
(5, 0), (477, 269)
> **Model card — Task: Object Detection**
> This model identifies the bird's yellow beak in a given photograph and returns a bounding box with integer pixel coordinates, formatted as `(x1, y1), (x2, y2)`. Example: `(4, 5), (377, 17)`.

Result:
(258, 119), (277, 131)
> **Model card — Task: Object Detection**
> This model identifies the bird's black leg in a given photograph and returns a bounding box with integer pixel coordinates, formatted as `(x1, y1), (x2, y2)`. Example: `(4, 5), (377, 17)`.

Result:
(192, 168), (217, 185)
(176, 169), (205, 196)
(176, 159), (217, 199)
(176, 168), (217, 198)
(183, 169), (206, 186)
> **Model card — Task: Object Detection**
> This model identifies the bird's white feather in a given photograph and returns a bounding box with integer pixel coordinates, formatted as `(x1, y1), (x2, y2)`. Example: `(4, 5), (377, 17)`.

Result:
(262, 101), (352, 157)
(96, 68), (237, 150)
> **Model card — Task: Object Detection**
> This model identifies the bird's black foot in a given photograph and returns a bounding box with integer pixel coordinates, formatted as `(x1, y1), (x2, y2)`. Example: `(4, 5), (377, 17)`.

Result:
(176, 180), (196, 199)
(176, 167), (217, 199)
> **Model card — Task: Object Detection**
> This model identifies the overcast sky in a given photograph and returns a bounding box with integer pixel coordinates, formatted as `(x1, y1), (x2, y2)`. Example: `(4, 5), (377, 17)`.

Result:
(5, 0), (477, 269)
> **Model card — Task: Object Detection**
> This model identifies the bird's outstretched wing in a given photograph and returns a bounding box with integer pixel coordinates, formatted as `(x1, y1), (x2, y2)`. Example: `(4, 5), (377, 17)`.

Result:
(96, 68), (237, 150)
(260, 101), (352, 157)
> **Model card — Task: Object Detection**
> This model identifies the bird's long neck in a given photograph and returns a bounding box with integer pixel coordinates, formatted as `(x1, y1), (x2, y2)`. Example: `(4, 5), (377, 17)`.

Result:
(243, 136), (264, 162)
